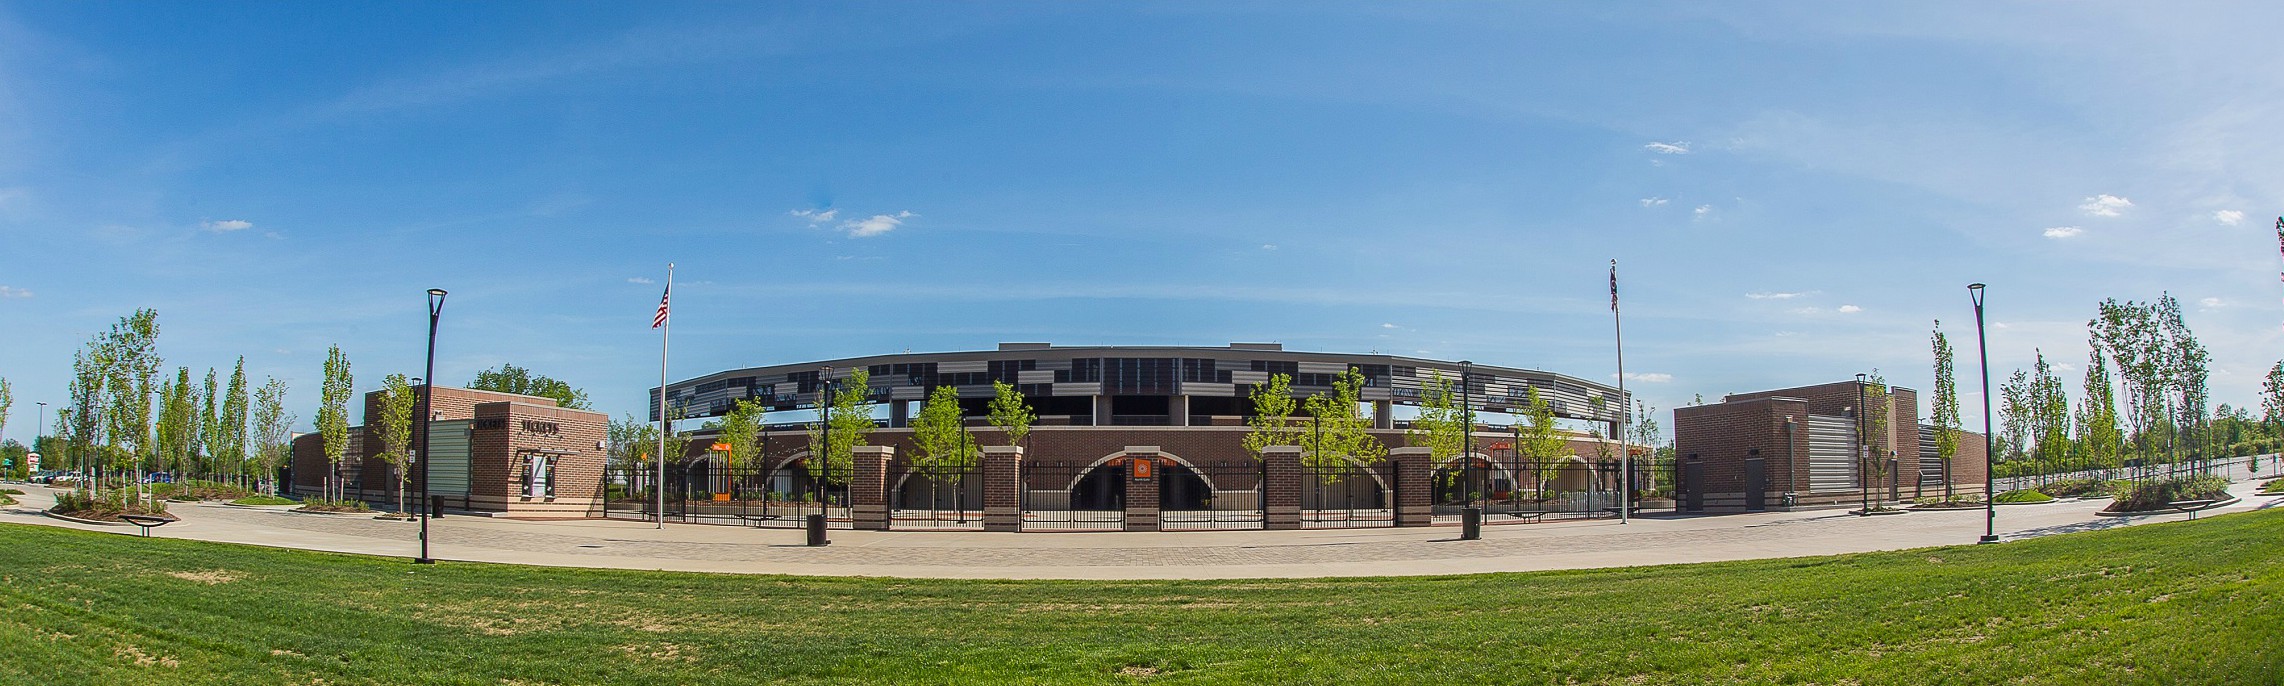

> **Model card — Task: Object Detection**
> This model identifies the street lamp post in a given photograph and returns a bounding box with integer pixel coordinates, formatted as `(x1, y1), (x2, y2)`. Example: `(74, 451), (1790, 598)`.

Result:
(1857, 372), (1869, 516)
(1969, 283), (1998, 544)
(1459, 360), (1480, 540)
(417, 288), (446, 565)
(34, 401), (46, 475)
(819, 366), (833, 508)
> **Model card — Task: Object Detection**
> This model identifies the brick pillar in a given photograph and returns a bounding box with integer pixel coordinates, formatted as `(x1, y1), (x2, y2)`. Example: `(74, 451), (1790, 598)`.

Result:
(983, 446), (1024, 532)
(850, 446), (892, 531)
(1262, 445), (1303, 530)
(1391, 447), (1434, 527)
(1123, 446), (1161, 532)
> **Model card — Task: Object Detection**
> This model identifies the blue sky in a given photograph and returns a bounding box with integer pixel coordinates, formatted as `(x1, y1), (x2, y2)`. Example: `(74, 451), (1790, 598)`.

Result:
(2, 2), (2281, 437)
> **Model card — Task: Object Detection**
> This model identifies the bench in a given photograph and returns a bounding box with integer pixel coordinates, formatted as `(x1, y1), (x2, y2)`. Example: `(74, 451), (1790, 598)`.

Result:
(2168, 499), (2217, 520)
(1501, 511), (1551, 523)
(733, 514), (786, 528)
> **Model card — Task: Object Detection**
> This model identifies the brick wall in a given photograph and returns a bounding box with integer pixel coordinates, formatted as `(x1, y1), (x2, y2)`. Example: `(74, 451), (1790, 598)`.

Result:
(1123, 447), (1161, 531)
(465, 401), (609, 517)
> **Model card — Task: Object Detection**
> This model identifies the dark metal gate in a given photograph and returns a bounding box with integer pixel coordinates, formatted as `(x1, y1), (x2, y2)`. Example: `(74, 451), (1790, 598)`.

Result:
(1160, 461), (1265, 530)
(1300, 459), (1396, 528)
(612, 460), (850, 528)
(1020, 460), (1125, 531)
(888, 460), (984, 530)
(1682, 459), (1704, 512)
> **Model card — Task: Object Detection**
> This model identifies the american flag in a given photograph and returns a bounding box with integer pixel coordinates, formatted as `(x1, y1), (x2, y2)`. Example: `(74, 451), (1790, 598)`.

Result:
(1608, 260), (1619, 312)
(652, 285), (671, 329)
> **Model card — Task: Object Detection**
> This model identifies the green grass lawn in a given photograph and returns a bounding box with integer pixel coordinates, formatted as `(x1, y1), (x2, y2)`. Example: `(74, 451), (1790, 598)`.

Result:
(3, 512), (2282, 685)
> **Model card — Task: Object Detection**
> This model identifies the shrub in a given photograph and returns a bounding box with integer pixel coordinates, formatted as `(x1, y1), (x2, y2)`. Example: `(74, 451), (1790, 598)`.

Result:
(1993, 490), (2055, 504)
(2108, 475), (2230, 512)
(230, 495), (298, 506)
(1, 488), (24, 495)
(296, 498), (371, 513)
(50, 489), (169, 519)
(2258, 479), (2283, 496)
(1914, 494), (1983, 507)
(2043, 478), (2111, 498)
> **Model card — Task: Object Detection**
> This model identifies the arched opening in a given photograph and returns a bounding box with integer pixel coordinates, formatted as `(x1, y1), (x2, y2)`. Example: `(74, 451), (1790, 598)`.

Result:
(1069, 462), (1126, 510)
(1159, 463), (1211, 510)
(1430, 454), (1514, 505)
(1548, 456), (1594, 494)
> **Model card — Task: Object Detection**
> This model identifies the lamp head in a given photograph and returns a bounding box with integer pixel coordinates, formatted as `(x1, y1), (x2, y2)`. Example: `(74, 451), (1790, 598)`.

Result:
(1966, 283), (1985, 292)
(428, 288), (448, 297)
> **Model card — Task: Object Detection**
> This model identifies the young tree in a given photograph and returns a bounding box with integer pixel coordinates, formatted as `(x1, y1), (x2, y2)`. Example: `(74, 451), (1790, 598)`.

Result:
(250, 378), (294, 495)
(154, 368), (192, 478)
(373, 374), (419, 511)
(607, 413), (659, 473)
(2078, 348), (2125, 477)
(0, 377), (11, 450)
(101, 310), (161, 506)
(317, 345), (354, 502)
(1242, 373), (1300, 460)
(2156, 294), (2209, 469)
(65, 348), (108, 483)
(2263, 361), (2284, 465)
(1997, 369), (2031, 465)
(716, 398), (767, 496)
(2029, 351), (2072, 486)
(1931, 321), (1963, 496)
(469, 363), (592, 409)
(1300, 369), (1386, 472)
(2093, 299), (2165, 479)
(911, 385), (976, 470)
(1861, 370), (1895, 496)
(1631, 399), (1667, 495)
(199, 367), (219, 477)
(216, 359), (249, 485)
(803, 368), (874, 483)
(986, 380), (1035, 449)
(1516, 386), (1570, 496)
(1404, 371), (1466, 467)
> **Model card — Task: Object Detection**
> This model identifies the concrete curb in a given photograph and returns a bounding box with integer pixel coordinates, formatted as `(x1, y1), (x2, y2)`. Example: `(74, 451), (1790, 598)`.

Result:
(2094, 495), (2242, 517)
(42, 510), (135, 527)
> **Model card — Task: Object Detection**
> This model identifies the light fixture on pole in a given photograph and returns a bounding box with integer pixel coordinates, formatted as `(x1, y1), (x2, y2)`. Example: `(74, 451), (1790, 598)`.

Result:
(1969, 283), (1998, 544)
(417, 288), (446, 565)
(33, 401), (46, 476)
(1857, 372), (1869, 516)
(1459, 360), (1480, 541)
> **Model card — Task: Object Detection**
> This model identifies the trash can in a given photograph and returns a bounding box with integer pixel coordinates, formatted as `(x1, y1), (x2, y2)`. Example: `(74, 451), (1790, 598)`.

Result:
(1461, 506), (1482, 540)
(805, 513), (830, 546)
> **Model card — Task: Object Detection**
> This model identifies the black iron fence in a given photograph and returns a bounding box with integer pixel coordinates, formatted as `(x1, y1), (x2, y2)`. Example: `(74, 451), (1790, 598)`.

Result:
(1020, 460), (1125, 531)
(604, 460), (849, 529)
(1160, 460), (1265, 530)
(1300, 459), (1396, 528)
(1432, 451), (1620, 523)
(888, 460), (985, 530)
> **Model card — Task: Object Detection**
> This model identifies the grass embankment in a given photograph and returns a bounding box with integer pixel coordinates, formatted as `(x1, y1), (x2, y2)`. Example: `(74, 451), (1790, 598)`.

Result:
(4, 513), (2284, 685)
(1993, 489), (2056, 504)
(228, 495), (297, 506)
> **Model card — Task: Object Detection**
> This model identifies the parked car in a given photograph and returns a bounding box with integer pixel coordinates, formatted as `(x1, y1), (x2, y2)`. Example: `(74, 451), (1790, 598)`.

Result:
(142, 472), (177, 484)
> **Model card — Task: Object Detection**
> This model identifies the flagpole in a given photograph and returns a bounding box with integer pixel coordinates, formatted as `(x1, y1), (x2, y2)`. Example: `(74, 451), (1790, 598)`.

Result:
(657, 263), (673, 529)
(1612, 259), (1630, 524)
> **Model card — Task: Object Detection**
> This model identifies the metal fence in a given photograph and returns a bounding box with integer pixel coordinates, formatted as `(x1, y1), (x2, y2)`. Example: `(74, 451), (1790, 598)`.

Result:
(888, 461), (985, 530)
(604, 460), (850, 529)
(1020, 460), (1126, 531)
(1300, 460), (1396, 528)
(1160, 461), (1265, 530)
(1432, 451), (1620, 524)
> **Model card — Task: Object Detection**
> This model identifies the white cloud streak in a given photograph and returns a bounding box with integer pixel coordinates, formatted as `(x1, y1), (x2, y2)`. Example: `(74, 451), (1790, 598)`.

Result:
(627, 277), (655, 284)
(202, 219), (254, 232)
(1746, 291), (1809, 300)
(1837, 304), (1863, 313)
(1614, 372), (1673, 383)
(2214, 209), (2245, 225)
(1644, 141), (1690, 155)
(2042, 226), (2084, 239)
(839, 211), (915, 238)
(790, 208), (839, 224)
(0, 286), (31, 299)
(1638, 197), (1669, 207)
(2078, 194), (2132, 217)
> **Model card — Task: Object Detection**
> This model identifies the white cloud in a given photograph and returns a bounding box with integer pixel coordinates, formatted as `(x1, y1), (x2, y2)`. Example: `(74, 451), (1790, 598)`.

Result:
(1693, 204), (1713, 218)
(838, 210), (915, 238)
(2200, 296), (2223, 309)
(1837, 304), (1863, 313)
(790, 208), (839, 223)
(2078, 194), (2132, 217)
(627, 277), (655, 285)
(2214, 209), (2245, 226)
(1638, 197), (1669, 207)
(0, 286), (30, 299)
(2042, 226), (2084, 239)
(1613, 372), (1673, 383)
(202, 219), (254, 232)
(1746, 291), (1809, 300)
(1261, 244), (1277, 250)
(262, 231), (285, 240)
(1381, 323), (1398, 329)
(1644, 141), (1690, 155)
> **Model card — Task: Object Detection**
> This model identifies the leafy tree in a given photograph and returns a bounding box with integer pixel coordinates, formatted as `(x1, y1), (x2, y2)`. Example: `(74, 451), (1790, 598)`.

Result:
(373, 374), (419, 511)
(1997, 369), (2031, 464)
(1300, 369), (1386, 473)
(250, 377), (294, 495)
(0, 377), (12, 450)
(469, 364), (591, 409)
(716, 398), (767, 494)
(1516, 386), (1570, 496)
(1862, 368), (1892, 468)
(2028, 352), (2071, 485)
(1406, 371), (1466, 467)
(100, 310), (161, 506)
(65, 348), (107, 480)
(2156, 294), (2208, 468)
(199, 368), (219, 476)
(803, 368), (874, 484)
(1631, 400), (1668, 496)
(986, 380), (1035, 449)
(2092, 299), (2166, 477)
(1242, 373), (1300, 460)
(2077, 348), (2125, 477)
(2263, 361), (2284, 443)
(317, 345), (354, 502)
(215, 359), (249, 485)
(912, 385), (977, 470)
(155, 367), (198, 477)
(607, 414), (659, 473)
(660, 404), (692, 471)
(1931, 321), (1963, 496)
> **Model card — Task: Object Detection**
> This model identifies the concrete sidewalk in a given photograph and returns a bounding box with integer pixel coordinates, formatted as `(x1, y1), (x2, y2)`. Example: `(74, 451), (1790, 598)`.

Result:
(4, 481), (2275, 579)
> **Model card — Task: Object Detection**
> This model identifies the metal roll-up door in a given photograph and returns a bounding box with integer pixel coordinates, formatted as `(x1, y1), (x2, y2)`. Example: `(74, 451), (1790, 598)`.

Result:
(427, 419), (473, 496)
(1805, 415), (1858, 493)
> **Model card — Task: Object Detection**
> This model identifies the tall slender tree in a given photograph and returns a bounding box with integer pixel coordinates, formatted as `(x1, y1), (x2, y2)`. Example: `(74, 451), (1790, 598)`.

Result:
(216, 359), (249, 485)
(1516, 386), (1570, 496)
(199, 368), (220, 477)
(911, 385), (975, 470)
(1931, 321), (1963, 496)
(373, 374), (419, 511)
(1300, 368), (1385, 472)
(317, 346), (354, 502)
(986, 380), (1035, 450)
(1997, 369), (2031, 466)
(2077, 347), (2125, 478)
(100, 310), (161, 506)
(154, 367), (198, 478)
(2029, 351), (2072, 486)
(0, 378), (11, 454)
(250, 377), (294, 495)
(1405, 371), (1466, 468)
(803, 368), (874, 483)
(716, 398), (767, 497)
(2156, 294), (2209, 470)
(1242, 373), (1300, 460)
(2263, 361), (2284, 450)
(1862, 370), (1895, 496)
(2093, 299), (2165, 480)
